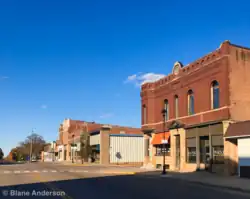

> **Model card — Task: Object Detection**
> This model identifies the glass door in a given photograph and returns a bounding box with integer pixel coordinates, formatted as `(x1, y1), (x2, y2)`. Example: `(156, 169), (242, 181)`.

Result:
(200, 136), (210, 164)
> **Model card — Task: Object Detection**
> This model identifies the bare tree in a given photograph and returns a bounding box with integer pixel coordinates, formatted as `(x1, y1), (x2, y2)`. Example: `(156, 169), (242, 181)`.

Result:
(11, 133), (47, 161)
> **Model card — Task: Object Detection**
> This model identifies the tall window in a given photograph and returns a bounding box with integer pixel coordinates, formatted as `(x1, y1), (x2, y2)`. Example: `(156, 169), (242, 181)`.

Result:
(186, 137), (196, 163)
(164, 99), (169, 121)
(174, 95), (179, 118)
(188, 90), (194, 115)
(143, 105), (147, 124)
(211, 81), (219, 109)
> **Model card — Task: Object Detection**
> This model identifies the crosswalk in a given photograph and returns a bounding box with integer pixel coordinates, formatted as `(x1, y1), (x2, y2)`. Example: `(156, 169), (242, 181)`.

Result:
(0, 170), (90, 175)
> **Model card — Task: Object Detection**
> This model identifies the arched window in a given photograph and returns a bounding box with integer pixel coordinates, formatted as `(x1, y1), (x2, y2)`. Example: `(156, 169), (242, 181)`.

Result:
(211, 81), (219, 109)
(188, 90), (194, 115)
(164, 99), (169, 121)
(174, 95), (179, 118)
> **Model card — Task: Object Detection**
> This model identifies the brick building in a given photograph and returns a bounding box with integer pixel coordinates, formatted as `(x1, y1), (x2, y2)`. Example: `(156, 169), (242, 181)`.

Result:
(57, 119), (142, 163)
(56, 119), (102, 162)
(141, 41), (250, 175)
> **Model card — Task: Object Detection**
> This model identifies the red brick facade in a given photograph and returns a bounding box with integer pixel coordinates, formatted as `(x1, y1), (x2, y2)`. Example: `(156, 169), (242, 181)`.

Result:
(141, 41), (250, 175)
(141, 41), (250, 131)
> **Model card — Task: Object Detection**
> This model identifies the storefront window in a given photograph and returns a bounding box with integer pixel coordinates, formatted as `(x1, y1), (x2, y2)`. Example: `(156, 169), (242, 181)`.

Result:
(211, 135), (224, 164)
(186, 137), (196, 163)
(187, 147), (196, 163)
(212, 146), (224, 164)
(155, 144), (170, 156)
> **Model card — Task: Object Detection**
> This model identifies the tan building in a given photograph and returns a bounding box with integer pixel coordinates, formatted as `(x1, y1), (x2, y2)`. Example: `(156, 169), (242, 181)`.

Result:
(141, 41), (250, 175)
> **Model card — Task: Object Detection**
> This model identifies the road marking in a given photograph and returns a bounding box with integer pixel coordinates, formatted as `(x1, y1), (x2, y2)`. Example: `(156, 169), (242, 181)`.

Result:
(14, 171), (21, 174)
(4, 171), (11, 174)
(24, 170), (30, 173)
(100, 171), (136, 175)
(51, 170), (57, 173)
(33, 170), (39, 173)
(83, 170), (88, 173)
(42, 170), (48, 173)
(75, 170), (82, 172)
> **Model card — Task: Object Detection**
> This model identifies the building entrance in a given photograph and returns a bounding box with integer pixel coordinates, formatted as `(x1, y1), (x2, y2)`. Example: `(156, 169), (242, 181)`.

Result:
(175, 135), (180, 170)
(200, 136), (210, 164)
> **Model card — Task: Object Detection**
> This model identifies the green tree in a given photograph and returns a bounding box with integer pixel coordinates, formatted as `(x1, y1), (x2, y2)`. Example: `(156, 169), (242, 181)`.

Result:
(11, 147), (24, 161)
(0, 148), (4, 160)
(80, 132), (91, 164)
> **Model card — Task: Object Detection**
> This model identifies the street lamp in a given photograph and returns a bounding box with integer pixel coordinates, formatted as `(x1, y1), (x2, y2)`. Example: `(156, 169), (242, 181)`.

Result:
(72, 135), (75, 163)
(161, 108), (167, 175)
(29, 128), (35, 163)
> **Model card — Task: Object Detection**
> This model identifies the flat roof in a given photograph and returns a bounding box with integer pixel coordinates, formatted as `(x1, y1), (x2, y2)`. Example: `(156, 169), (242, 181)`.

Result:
(110, 134), (143, 137)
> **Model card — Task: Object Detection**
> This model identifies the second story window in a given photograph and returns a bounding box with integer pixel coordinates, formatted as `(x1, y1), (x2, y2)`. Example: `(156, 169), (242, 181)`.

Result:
(143, 105), (147, 124)
(188, 90), (194, 115)
(211, 81), (219, 109)
(164, 99), (169, 121)
(174, 95), (179, 118)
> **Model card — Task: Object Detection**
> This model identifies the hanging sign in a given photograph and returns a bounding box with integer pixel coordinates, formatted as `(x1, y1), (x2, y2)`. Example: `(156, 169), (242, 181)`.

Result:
(161, 140), (168, 144)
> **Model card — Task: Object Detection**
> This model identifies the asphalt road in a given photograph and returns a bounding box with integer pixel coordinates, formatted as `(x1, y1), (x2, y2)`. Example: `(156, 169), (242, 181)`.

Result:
(0, 162), (249, 199)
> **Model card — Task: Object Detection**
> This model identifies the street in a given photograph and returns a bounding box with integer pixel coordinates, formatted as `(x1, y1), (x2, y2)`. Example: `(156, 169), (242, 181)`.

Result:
(0, 162), (249, 199)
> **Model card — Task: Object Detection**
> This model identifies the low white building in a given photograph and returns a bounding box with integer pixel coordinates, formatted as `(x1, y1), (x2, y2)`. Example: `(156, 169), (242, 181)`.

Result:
(89, 126), (144, 165)
(225, 121), (250, 178)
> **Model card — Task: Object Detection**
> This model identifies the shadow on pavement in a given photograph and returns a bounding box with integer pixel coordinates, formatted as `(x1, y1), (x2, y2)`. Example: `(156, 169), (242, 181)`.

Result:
(1, 173), (250, 199)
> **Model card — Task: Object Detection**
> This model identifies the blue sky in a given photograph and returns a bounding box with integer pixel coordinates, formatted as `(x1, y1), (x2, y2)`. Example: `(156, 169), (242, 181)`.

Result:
(0, 0), (249, 155)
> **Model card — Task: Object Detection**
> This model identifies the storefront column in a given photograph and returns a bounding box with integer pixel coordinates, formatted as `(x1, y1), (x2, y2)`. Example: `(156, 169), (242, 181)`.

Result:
(196, 128), (200, 169)
(144, 136), (150, 164)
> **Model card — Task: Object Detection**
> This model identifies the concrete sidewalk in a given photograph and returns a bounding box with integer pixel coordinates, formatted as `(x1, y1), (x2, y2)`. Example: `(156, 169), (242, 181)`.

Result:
(139, 171), (250, 193)
(48, 161), (156, 174)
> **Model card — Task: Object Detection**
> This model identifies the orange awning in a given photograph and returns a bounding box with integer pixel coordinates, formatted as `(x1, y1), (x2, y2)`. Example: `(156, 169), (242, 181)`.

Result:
(151, 132), (170, 145)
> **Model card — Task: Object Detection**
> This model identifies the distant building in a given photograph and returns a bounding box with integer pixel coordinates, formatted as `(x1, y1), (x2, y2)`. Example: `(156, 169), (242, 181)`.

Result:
(56, 119), (143, 164)
(141, 41), (250, 175)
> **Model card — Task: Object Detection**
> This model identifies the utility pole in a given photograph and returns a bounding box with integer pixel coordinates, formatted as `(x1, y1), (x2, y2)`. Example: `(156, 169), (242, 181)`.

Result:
(161, 109), (167, 175)
(29, 129), (34, 163)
